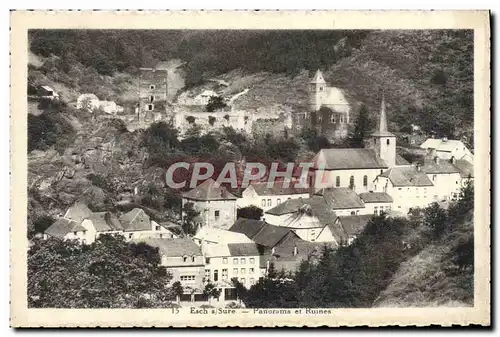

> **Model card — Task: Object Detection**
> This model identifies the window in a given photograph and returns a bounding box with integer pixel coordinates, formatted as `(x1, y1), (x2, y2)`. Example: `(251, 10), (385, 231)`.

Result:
(183, 255), (188, 263)
(387, 139), (390, 145)
(336, 176), (340, 187)
(351, 211), (355, 215)
(398, 188), (402, 191)
(223, 258), (228, 264)
(310, 230), (316, 241)
(241, 268), (246, 274)
(73, 231), (77, 235)
(250, 278), (255, 284)
(180, 275), (195, 281)
(155, 225), (161, 231)
(233, 268), (238, 275)
(213, 270), (219, 282)
(330, 114), (336, 123)
(261, 199), (266, 207)
(277, 198), (281, 204)
(250, 258), (255, 264)
(214, 210), (220, 218)
(363, 175), (368, 187)
(433, 175), (437, 181)
(150, 85), (155, 90)
(129, 233), (133, 239)
(374, 206), (378, 215)
(241, 258), (246, 264)
(233, 258), (238, 264)
(349, 176), (355, 188)
(340, 115), (344, 124)
(205, 257), (211, 264)
(380, 169), (384, 174)
(192, 256), (195, 262)
(241, 278), (246, 284)
(267, 199), (272, 206)
(250, 268), (255, 274)
(150, 95), (155, 102)
(222, 269), (228, 280)
(205, 269), (210, 282)
(147, 104), (154, 111)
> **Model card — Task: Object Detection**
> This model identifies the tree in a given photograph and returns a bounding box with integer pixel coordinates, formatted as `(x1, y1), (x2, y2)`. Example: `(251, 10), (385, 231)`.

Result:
(202, 283), (222, 304)
(182, 202), (200, 235)
(448, 179), (474, 222)
(28, 235), (174, 308)
(32, 215), (55, 235)
(237, 205), (263, 220)
(206, 96), (227, 112)
(423, 202), (448, 238)
(171, 281), (184, 304)
(299, 126), (331, 153)
(348, 104), (373, 148)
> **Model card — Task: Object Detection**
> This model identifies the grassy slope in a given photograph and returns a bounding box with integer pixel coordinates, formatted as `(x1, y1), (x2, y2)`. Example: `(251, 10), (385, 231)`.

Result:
(374, 214), (474, 307)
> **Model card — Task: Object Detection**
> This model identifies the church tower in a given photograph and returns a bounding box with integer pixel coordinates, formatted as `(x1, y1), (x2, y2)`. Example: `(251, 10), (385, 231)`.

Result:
(370, 96), (396, 168)
(309, 69), (326, 112)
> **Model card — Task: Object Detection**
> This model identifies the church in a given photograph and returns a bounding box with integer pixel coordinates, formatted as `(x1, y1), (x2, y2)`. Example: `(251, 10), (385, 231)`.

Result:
(311, 96), (410, 193)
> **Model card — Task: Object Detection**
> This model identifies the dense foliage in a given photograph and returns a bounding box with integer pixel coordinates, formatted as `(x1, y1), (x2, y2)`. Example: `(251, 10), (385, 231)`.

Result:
(28, 235), (175, 308)
(237, 205), (264, 220)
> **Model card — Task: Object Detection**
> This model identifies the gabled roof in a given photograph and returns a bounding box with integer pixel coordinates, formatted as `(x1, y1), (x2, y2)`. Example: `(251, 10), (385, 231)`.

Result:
(379, 167), (434, 187)
(420, 138), (468, 153)
(314, 188), (365, 209)
(193, 227), (253, 244)
(229, 219), (296, 248)
(182, 178), (237, 201)
(396, 154), (410, 166)
(229, 218), (267, 239)
(359, 192), (393, 203)
(337, 215), (373, 236)
(133, 238), (202, 257)
(203, 243), (231, 258)
(310, 69), (326, 84)
(89, 212), (123, 232)
(44, 218), (86, 239)
(119, 208), (151, 231)
(315, 149), (388, 170)
(454, 159), (474, 178)
(266, 197), (337, 229)
(228, 243), (260, 256)
(247, 181), (310, 196)
(63, 201), (93, 224)
(421, 159), (461, 174)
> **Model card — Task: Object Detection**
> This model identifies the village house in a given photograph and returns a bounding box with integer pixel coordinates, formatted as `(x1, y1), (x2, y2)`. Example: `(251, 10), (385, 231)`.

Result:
(311, 97), (409, 192)
(39, 85), (59, 100)
(454, 159), (474, 187)
(44, 218), (88, 243)
(119, 208), (175, 241)
(313, 187), (368, 216)
(420, 137), (474, 164)
(420, 156), (463, 202)
(358, 191), (394, 215)
(238, 181), (311, 212)
(79, 211), (124, 244)
(334, 214), (374, 245)
(134, 237), (205, 298)
(182, 178), (238, 230)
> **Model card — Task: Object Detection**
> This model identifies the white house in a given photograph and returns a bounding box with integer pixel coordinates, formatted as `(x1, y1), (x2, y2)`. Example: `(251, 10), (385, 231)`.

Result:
(194, 90), (219, 106)
(119, 208), (175, 241)
(238, 181), (310, 212)
(76, 93), (100, 112)
(420, 156), (463, 202)
(99, 100), (123, 114)
(44, 218), (89, 243)
(420, 138), (474, 164)
(358, 192), (393, 215)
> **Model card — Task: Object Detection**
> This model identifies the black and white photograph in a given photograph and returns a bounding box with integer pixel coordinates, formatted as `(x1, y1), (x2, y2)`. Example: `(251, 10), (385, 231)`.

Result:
(10, 10), (490, 327)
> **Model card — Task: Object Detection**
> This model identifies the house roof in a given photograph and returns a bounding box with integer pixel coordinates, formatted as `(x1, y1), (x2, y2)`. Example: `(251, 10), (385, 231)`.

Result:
(314, 188), (365, 209)
(396, 154), (410, 166)
(228, 243), (260, 256)
(454, 159), (474, 178)
(44, 218), (86, 239)
(63, 201), (93, 224)
(182, 178), (237, 201)
(266, 198), (337, 229)
(248, 181), (310, 196)
(89, 212), (123, 232)
(193, 227), (253, 244)
(229, 218), (268, 239)
(134, 238), (202, 257)
(310, 69), (326, 84)
(421, 159), (461, 174)
(203, 243), (231, 258)
(337, 215), (373, 236)
(359, 192), (393, 203)
(315, 149), (388, 170)
(379, 167), (434, 187)
(420, 138), (468, 153)
(119, 208), (151, 231)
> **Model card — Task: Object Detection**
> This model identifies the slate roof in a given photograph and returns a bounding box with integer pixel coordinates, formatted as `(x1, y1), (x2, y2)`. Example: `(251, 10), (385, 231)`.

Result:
(379, 167), (434, 187)
(203, 243), (231, 258)
(134, 238), (202, 257)
(420, 138), (468, 153)
(119, 208), (151, 231)
(337, 215), (373, 236)
(248, 181), (310, 196)
(229, 218), (267, 239)
(421, 159), (461, 174)
(315, 149), (388, 170)
(64, 201), (93, 224)
(229, 219), (296, 248)
(266, 198), (337, 229)
(228, 243), (260, 256)
(454, 159), (474, 178)
(314, 188), (365, 209)
(89, 212), (123, 232)
(193, 227), (253, 244)
(182, 178), (237, 201)
(396, 154), (410, 166)
(359, 192), (393, 203)
(45, 218), (86, 239)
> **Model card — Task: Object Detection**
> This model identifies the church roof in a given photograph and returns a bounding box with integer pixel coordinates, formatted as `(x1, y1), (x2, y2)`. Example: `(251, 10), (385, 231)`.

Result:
(379, 167), (434, 187)
(314, 148), (388, 170)
(182, 178), (237, 201)
(371, 96), (395, 137)
(310, 69), (326, 84)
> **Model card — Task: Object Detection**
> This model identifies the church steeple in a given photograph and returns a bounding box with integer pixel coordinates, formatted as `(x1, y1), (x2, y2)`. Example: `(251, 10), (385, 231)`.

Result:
(370, 94), (396, 168)
(311, 69), (326, 84)
(371, 94), (395, 137)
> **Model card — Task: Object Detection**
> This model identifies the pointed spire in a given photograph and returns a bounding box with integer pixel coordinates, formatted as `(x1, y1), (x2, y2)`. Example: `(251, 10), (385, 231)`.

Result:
(310, 69), (326, 84)
(371, 93), (395, 137)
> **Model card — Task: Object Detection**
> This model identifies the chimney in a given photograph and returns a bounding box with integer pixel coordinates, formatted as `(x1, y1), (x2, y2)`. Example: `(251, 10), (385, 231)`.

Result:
(442, 137), (448, 142)
(434, 156), (440, 165)
(451, 156), (456, 165)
